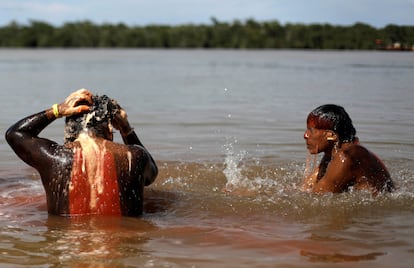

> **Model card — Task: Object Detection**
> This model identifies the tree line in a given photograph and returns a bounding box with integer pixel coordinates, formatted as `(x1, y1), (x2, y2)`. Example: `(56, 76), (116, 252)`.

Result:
(1, 18), (413, 50)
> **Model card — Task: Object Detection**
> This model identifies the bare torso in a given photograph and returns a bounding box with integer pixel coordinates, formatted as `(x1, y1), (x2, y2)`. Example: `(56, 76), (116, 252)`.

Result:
(303, 143), (394, 194)
(6, 99), (157, 216)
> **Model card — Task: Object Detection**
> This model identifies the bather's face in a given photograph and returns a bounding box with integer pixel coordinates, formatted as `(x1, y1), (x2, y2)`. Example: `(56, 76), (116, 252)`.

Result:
(304, 123), (332, 154)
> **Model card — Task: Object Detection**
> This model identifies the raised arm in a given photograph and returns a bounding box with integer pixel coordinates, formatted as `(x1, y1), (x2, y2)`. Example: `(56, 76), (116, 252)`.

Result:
(5, 89), (93, 171)
(112, 108), (144, 146)
(5, 108), (60, 170)
(113, 108), (158, 185)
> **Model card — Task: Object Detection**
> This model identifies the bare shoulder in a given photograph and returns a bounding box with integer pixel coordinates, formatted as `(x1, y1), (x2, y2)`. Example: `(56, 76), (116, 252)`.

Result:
(339, 143), (373, 163)
(328, 144), (373, 174)
(111, 142), (150, 160)
(126, 143), (149, 155)
(341, 143), (370, 155)
(341, 143), (387, 168)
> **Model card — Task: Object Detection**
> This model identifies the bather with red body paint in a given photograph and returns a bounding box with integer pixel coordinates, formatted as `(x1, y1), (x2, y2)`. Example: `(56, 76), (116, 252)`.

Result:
(5, 88), (158, 216)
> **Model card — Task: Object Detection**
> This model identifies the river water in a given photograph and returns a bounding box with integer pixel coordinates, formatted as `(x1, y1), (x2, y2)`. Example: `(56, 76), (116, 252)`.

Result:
(0, 49), (413, 267)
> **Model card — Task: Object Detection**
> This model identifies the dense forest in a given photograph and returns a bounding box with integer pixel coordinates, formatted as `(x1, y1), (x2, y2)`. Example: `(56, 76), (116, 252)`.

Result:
(1, 18), (413, 50)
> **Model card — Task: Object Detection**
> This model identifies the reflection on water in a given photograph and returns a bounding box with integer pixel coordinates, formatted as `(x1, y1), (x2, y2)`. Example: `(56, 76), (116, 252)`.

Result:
(43, 216), (154, 266)
(300, 250), (385, 263)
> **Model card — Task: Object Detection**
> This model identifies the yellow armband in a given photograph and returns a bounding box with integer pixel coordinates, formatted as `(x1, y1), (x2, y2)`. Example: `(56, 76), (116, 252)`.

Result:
(52, 104), (60, 118)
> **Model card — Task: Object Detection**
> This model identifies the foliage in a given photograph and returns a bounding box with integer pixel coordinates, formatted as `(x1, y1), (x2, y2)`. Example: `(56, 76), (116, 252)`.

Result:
(1, 18), (413, 49)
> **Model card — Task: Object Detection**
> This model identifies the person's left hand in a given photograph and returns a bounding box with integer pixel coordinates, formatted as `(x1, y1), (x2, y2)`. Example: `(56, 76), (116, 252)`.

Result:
(58, 88), (93, 117)
(112, 108), (133, 135)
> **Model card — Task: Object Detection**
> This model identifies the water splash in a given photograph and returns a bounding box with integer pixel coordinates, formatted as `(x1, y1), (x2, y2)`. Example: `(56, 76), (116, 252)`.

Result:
(304, 152), (318, 179)
(222, 141), (279, 194)
(223, 142), (248, 192)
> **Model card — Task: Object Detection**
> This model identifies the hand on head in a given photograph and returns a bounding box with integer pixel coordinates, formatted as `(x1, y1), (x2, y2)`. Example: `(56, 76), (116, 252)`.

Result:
(58, 88), (93, 117)
(112, 108), (132, 134)
(57, 88), (133, 136)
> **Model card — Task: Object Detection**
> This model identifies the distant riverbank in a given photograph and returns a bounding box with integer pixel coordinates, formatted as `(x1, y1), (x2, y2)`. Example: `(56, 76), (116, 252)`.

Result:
(1, 18), (413, 50)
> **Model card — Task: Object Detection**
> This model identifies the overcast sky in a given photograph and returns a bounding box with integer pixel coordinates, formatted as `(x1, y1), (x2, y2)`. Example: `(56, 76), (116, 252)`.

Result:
(1, 0), (413, 28)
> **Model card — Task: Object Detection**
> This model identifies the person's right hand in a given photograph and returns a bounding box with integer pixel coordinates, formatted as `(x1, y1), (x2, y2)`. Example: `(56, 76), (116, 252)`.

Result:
(58, 88), (93, 117)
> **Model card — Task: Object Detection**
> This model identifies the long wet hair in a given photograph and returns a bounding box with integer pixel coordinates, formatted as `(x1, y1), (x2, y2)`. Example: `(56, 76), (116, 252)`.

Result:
(64, 94), (121, 143)
(307, 104), (356, 143)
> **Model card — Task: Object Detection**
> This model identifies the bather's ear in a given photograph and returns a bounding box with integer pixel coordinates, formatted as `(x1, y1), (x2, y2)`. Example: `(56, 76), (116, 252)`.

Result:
(325, 130), (337, 141)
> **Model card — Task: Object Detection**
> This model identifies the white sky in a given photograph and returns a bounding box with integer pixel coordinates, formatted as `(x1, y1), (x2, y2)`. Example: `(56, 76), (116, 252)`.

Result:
(1, 0), (413, 27)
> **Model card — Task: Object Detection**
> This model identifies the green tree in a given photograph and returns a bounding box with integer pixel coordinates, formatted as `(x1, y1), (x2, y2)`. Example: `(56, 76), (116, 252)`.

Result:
(0, 21), (22, 46)
(0, 19), (413, 49)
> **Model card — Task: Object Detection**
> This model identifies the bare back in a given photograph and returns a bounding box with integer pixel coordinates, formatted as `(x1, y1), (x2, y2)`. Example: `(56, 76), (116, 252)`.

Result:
(6, 101), (157, 216)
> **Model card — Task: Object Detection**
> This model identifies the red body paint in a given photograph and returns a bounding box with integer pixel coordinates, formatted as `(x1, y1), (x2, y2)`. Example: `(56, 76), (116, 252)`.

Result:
(69, 149), (121, 215)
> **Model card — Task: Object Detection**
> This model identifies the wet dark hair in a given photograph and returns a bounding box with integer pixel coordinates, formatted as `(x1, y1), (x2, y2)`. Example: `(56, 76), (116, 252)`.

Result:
(307, 104), (356, 143)
(64, 94), (120, 143)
